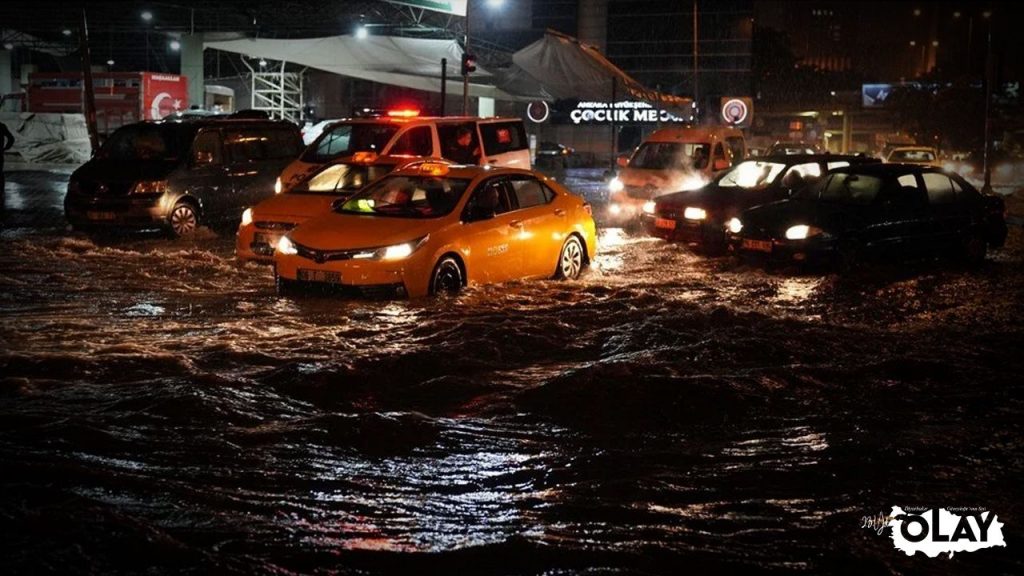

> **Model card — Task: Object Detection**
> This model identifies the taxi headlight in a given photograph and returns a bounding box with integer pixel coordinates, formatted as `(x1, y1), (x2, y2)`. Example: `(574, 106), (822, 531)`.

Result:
(608, 177), (624, 193)
(683, 207), (707, 220)
(376, 235), (429, 261)
(277, 235), (298, 255)
(274, 177), (283, 195)
(241, 208), (253, 227)
(642, 200), (656, 215)
(726, 217), (743, 234)
(784, 224), (824, 240)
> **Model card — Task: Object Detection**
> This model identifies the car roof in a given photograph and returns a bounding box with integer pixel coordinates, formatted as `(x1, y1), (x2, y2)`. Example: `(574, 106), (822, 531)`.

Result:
(389, 164), (540, 180)
(753, 153), (880, 163)
(831, 163), (945, 176)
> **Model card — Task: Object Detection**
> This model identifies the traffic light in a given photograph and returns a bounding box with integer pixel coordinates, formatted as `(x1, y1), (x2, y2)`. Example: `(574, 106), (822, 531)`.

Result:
(461, 53), (476, 76)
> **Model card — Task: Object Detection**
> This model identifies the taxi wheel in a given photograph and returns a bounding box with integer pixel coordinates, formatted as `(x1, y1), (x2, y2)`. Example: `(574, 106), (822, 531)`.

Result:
(169, 202), (199, 237)
(555, 236), (585, 280)
(430, 256), (463, 295)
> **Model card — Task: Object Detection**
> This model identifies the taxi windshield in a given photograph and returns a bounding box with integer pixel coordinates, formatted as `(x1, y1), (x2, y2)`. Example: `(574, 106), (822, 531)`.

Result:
(296, 163), (397, 194)
(302, 123), (400, 163)
(337, 174), (470, 218)
(717, 161), (787, 188)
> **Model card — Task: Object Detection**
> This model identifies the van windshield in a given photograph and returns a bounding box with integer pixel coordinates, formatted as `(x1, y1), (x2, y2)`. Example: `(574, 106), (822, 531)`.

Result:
(302, 123), (400, 163)
(96, 124), (195, 162)
(296, 162), (397, 194)
(630, 142), (710, 170)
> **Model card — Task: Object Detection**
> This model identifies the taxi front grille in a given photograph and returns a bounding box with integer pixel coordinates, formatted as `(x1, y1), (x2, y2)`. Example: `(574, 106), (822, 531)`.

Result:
(294, 243), (369, 263)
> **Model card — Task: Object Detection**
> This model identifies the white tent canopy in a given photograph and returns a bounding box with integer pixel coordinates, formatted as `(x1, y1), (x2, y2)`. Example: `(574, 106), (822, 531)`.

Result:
(205, 31), (690, 109)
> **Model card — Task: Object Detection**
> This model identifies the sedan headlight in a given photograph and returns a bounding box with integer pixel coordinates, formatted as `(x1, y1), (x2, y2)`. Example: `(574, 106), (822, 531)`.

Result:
(642, 200), (656, 215)
(274, 177), (283, 195)
(131, 180), (168, 195)
(608, 177), (624, 193)
(726, 217), (743, 234)
(683, 207), (707, 220)
(241, 208), (253, 226)
(277, 235), (298, 255)
(784, 224), (824, 240)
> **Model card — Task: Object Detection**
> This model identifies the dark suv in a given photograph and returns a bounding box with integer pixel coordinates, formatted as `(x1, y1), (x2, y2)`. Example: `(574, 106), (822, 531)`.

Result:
(65, 118), (303, 236)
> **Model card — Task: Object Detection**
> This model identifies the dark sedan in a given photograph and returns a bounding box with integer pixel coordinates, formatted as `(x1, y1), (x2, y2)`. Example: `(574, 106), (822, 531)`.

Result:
(644, 154), (879, 253)
(731, 164), (1007, 268)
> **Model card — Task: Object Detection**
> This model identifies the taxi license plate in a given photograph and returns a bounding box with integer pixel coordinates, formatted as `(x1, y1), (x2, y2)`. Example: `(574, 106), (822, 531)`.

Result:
(87, 211), (116, 221)
(655, 217), (677, 230)
(742, 239), (773, 253)
(297, 269), (341, 284)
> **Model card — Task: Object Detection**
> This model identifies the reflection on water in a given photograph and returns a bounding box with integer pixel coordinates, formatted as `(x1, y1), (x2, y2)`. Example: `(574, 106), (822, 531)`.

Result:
(1, 172), (1023, 573)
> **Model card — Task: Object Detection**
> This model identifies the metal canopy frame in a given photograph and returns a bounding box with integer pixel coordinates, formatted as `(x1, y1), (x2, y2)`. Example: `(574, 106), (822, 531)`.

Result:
(242, 58), (306, 123)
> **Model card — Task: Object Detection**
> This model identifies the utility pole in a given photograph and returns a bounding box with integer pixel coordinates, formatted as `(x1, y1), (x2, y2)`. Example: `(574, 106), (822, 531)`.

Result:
(79, 7), (99, 153)
(440, 58), (447, 117)
(462, 1), (471, 115)
(981, 27), (994, 194)
(693, 0), (699, 122)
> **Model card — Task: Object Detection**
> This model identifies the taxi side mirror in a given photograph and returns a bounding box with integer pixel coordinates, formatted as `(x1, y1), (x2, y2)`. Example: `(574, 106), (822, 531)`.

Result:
(713, 158), (730, 171)
(616, 154), (629, 168)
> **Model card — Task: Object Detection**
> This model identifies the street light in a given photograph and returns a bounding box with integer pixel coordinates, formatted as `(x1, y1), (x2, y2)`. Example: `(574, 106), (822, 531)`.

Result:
(141, 11), (153, 71)
(62, 29), (72, 36)
(355, 25), (369, 39)
(169, 40), (181, 51)
(141, 11), (153, 22)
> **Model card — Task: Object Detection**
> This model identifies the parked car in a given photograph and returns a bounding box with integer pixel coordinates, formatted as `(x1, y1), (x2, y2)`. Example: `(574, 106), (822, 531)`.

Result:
(273, 162), (597, 298)
(535, 141), (574, 168)
(645, 154), (880, 253)
(236, 154), (450, 262)
(765, 140), (823, 156)
(607, 126), (746, 224)
(731, 164), (1007, 268)
(64, 118), (303, 237)
(885, 146), (941, 167)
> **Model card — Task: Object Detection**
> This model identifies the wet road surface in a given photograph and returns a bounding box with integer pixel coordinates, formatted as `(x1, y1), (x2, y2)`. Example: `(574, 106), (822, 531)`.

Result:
(2, 168), (1023, 574)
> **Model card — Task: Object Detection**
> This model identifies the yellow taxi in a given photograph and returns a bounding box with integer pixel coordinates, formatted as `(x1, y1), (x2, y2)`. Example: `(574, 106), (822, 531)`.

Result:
(236, 153), (438, 262)
(273, 163), (597, 298)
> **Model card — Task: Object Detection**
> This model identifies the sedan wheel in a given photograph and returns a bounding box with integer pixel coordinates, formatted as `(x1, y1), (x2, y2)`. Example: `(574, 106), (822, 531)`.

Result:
(431, 257), (463, 295)
(556, 236), (584, 280)
(169, 203), (198, 237)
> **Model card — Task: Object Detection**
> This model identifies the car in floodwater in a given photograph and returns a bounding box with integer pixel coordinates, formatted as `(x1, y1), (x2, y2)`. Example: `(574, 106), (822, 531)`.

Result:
(644, 154), (880, 253)
(64, 118), (303, 237)
(273, 163), (597, 298)
(730, 164), (1007, 268)
(236, 153), (448, 262)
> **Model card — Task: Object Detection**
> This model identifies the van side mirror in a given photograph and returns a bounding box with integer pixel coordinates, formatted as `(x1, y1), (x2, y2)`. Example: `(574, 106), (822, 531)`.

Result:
(713, 158), (730, 171)
(616, 154), (629, 168)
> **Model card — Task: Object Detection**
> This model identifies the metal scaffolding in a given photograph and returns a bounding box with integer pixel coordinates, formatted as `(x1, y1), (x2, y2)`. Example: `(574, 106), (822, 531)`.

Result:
(243, 59), (305, 123)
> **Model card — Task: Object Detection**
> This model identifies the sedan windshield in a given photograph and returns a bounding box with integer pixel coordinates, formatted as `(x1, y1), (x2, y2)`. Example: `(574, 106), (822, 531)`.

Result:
(97, 124), (194, 162)
(337, 175), (470, 218)
(302, 123), (400, 163)
(296, 163), (397, 194)
(717, 161), (787, 188)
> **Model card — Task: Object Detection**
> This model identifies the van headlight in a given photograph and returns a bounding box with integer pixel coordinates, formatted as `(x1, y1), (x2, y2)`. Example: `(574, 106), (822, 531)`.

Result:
(642, 200), (656, 215)
(274, 177), (283, 194)
(726, 217), (743, 234)
(683, 207), (706, 220)
(277, 235), (298, 255)
(241, 208), (253, 226)
(608, 177), (624, 193)
(784, 224), (824, 240)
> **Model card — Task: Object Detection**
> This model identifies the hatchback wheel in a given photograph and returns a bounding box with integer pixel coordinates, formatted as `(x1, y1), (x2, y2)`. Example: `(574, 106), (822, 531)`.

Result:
(430, 256), (463, 295)
(169, 202), (198, 237)
(556, 236), (584, 280)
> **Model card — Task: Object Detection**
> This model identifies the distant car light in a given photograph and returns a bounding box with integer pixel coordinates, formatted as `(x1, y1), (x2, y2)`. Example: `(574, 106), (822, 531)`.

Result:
(274, 177), (283, 194)
(241, 208), (253, 226)
(642, 200), (656, 215)
(608, 177), (624, 193)
(608, 203), (623, 216)
(683, 207), (707, 220)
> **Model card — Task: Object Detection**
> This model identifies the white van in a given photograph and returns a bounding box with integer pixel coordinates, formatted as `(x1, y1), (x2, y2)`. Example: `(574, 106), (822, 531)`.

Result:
(279, 113), (531, 193)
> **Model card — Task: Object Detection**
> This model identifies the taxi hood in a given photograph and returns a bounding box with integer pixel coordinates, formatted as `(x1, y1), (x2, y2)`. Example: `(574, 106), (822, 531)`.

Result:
(289, 211), (441, 250)
(252, 193), (339, 221)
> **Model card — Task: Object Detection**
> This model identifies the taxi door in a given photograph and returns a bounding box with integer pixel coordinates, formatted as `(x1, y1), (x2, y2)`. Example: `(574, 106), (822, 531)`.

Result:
(460, 177), (524, 283)
(506, 174), (567, 278)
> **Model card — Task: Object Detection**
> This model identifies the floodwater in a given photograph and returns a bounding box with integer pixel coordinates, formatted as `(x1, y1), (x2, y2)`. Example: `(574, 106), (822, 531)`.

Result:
(1, 169), (1022, 574)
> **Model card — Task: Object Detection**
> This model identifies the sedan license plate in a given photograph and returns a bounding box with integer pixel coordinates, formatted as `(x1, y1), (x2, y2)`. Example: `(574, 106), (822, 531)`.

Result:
(742, 239), (773, 253)
(87, 211), (116, 221)
(297, 269), (341, 284)
(655, 217), (677, 230)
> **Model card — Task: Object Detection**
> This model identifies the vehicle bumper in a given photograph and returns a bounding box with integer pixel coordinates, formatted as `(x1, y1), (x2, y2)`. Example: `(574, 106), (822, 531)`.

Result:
(730, 235), (837, 264)
(64, 194), (168, 229)
(236, 220), (299, 263)
(274, 249), (434, 298)
(644, 215), (726, 247)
